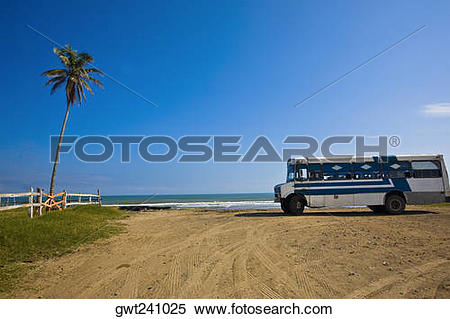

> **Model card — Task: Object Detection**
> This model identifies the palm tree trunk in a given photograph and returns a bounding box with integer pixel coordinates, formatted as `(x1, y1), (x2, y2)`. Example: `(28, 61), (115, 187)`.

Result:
(49, 104), (70, 195)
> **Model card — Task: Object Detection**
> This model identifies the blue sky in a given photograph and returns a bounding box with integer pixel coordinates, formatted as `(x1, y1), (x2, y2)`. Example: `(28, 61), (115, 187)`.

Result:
(0, 0), (449, 194)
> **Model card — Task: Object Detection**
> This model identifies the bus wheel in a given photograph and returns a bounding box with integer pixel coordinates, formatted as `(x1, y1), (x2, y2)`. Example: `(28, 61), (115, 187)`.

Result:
(385, 195), (405, 214)
(288, 196), (305, 215)
(280, 200), (288, 214)
(368, 205), (385, 213)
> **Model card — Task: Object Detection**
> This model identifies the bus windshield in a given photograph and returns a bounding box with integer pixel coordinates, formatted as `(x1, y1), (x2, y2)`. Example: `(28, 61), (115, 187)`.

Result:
(286, 164), (295, 182)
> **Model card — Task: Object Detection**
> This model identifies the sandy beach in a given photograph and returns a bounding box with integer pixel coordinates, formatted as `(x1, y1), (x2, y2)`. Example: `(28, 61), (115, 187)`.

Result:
(9, 205), (450, 299)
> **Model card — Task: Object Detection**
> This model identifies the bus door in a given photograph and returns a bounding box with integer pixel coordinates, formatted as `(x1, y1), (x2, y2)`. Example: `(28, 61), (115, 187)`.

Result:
(408, 160), (446, 203)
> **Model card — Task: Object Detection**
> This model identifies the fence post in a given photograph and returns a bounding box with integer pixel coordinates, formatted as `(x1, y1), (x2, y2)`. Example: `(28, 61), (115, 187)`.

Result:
(97, 189), (101, 206)
(78, 195), (81, 204)
(89, 196), (92, 204)
(28, 187), (33, 218)
(38, 188), (43, 216)
(62, 189), (67, 209)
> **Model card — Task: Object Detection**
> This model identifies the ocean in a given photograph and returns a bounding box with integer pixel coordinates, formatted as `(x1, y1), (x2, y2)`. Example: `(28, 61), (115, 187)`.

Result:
(102, 193), (278, 210)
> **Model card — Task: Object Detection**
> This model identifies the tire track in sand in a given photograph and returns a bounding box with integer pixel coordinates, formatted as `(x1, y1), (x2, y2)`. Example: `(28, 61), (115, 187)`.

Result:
(345, 258), (449, 298)
(82, 218), (240, 298)
(245, 224), (286, 298)
(153, 221), (249, 298)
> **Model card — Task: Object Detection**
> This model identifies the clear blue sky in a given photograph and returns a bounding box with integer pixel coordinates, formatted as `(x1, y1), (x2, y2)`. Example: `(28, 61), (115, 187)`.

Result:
(0, 0), (449, 194)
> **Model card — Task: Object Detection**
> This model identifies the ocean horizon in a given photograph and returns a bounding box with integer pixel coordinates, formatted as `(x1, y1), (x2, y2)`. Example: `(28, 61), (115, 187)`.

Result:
(101, 192), (278, 209)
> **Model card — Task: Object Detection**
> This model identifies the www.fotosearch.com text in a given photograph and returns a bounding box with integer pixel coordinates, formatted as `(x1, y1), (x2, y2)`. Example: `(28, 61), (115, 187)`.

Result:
(50, 135), (401, 163)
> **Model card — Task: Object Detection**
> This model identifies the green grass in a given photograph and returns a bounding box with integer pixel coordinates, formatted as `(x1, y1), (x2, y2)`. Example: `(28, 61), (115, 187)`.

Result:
(0, 205), (127, 294)
(425, 202), (450, 207)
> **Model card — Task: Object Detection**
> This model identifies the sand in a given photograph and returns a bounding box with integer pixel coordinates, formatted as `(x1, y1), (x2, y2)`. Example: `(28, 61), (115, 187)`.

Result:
(8, 205), (450, 298)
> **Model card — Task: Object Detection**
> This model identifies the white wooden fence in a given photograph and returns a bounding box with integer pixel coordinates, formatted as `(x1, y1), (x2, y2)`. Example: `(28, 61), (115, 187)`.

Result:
(0, 188), (101, 218)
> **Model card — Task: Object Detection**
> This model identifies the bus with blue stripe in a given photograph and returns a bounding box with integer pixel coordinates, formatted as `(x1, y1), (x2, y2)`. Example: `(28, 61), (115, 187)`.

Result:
(274, 154), (450, 215)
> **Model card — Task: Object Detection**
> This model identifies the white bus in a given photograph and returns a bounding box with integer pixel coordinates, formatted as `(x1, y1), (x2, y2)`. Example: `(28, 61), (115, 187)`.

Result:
(274, 154), (450, 215)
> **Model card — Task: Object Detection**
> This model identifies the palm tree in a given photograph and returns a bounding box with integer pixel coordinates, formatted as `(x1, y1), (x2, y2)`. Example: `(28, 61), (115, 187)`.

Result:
(42, 44), (103, 195)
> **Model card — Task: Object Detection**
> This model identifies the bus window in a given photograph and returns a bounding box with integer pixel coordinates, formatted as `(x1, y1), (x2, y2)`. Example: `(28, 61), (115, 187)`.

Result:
(352, 162), (381, 179)
(296, 164), (308, 181)
(382, 161), (412, 179)
(323, 163), (351, 180)
(308, 163), (323, 181)
(412, 161), (442, 178)
(286, 164), (295, 182)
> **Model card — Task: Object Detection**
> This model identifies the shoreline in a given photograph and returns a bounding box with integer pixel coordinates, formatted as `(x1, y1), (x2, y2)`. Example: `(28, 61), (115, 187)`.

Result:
(103, 200), (279, 210)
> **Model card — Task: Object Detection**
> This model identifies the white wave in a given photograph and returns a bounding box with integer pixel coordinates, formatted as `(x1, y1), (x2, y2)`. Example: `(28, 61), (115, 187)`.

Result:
(104, 200), (280, 210)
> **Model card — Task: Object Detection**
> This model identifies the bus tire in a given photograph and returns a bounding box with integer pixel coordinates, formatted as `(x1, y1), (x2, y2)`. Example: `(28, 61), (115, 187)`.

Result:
(280, 199), (288, 214)
(368, 205), (385, 213)
(287, 196), (305, 215)
(385, 195), (405, 214)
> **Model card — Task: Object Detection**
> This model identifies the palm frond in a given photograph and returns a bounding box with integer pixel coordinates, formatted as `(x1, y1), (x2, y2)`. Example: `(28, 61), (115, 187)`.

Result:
(80, 71), (104, 89)
(80, 78), (94, 95)
(53, 48), (70, 67)
(75, 85), (82, 105)
(87, 76), (104, 88)
(45, 75), (65, 86)
(45, 76), (66, 95)
(80, 83), (87, 100)
(41, 69), (68, 77)
(65, 80), (75, 106)
(78, 52), (94, 65)
(50, 77), (66, 94)
(84, 68), (104, 76)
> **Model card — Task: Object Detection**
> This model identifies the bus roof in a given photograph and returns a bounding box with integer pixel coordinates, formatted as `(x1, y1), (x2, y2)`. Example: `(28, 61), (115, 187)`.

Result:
(288, 154), (444, 165)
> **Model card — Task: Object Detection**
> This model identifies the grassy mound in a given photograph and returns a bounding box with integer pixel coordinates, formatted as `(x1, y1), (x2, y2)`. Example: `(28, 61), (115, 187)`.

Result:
(0, 205), (126, 294)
